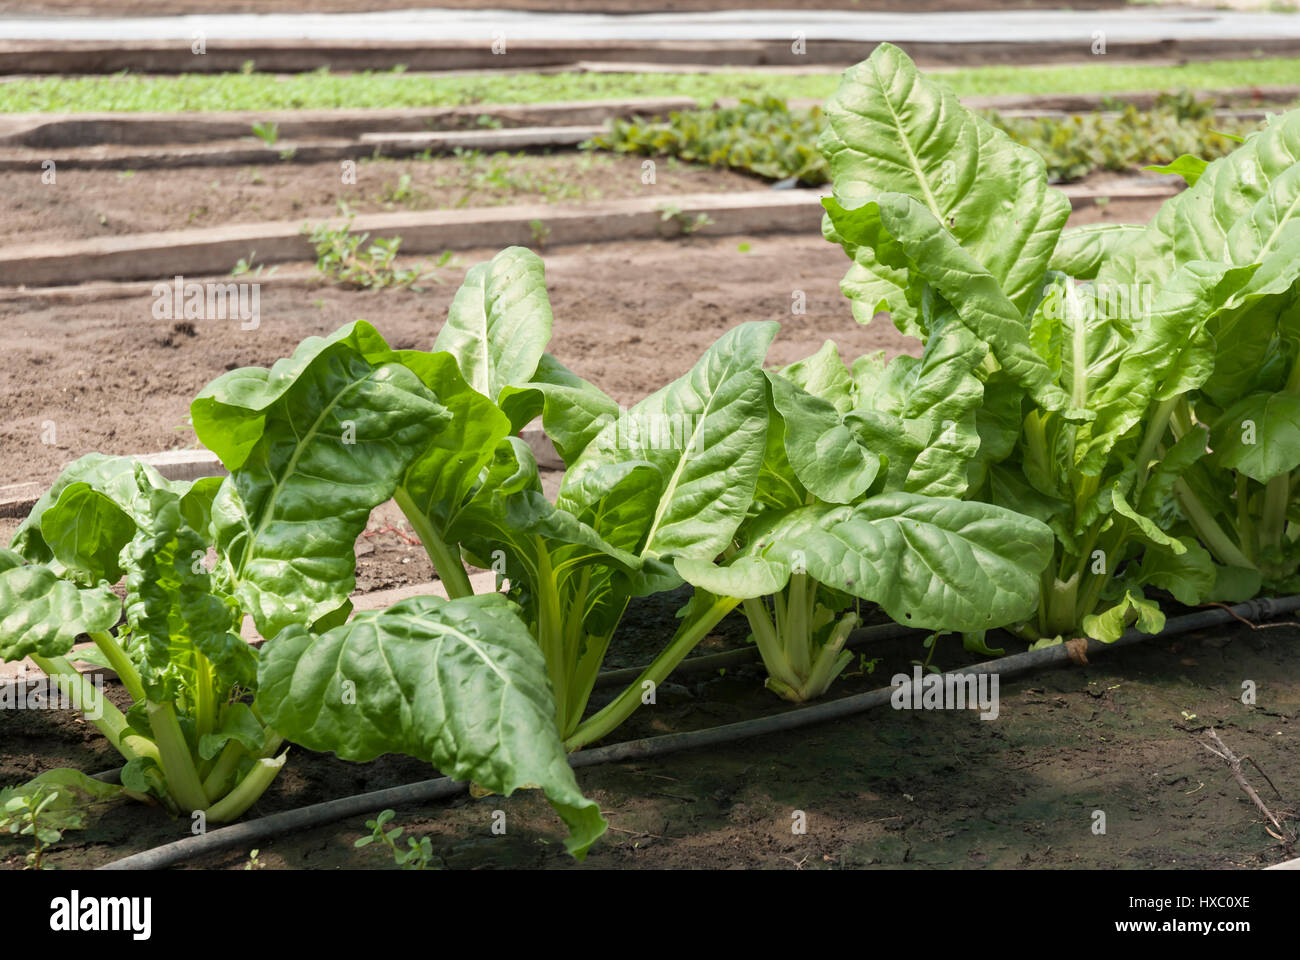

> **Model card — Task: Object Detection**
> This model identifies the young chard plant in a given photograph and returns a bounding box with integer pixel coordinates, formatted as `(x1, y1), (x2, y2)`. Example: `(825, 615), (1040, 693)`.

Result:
(674, 337), (1057, 701)
(191, 316), (607, 856)
(354, 246), (775, 747)
(3, 456), (286, 821)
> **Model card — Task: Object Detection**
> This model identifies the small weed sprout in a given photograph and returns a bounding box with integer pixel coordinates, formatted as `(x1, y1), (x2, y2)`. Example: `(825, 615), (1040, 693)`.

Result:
(303, 217), (426, 289)
(658, 204), (713, 236)
(232, 250), (276, 278)
(2, 787), (62, 870)
(355, 809), (436, 870)
(251, 121), (280, 147)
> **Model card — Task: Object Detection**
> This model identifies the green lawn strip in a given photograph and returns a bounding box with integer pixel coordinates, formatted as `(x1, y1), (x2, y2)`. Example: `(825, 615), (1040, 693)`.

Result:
(3, 57), (1299, 113)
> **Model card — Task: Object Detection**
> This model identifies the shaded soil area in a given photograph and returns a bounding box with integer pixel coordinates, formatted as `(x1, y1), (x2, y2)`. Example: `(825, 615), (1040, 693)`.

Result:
(2, 152), (759, 246)
(2, 588), (1296, 870)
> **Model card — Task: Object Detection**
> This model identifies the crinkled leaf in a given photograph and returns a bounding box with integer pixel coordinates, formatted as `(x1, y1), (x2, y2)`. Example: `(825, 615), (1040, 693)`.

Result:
(767, 370), (879, 504)
(819, 42), (1069, 316)
(0, 563), (119, 662)
(565, 322), (776, 560)
(257, 593), (606, 859)
(197, 327), (451, 638)
(124, 486), (254, 699)
(746, 492), (1054, 632)
(434, 246), (552, 403)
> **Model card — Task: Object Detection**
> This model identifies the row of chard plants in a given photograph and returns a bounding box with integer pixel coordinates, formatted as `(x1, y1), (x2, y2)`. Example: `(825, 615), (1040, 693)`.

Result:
(2, 44), (1298, 860)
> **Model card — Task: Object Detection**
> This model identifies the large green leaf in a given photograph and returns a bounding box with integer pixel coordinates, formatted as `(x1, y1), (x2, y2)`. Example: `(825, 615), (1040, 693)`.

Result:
(434, 246), (553, 403)
(781, 341), (856, 415)
(861, 311), (990, 497)
(256, 593), (606, 858)
(1073, 261), (1257, 476)
(197, 328), (451, 639)
(1097, 110), (1300, 289)
(499, 354), (620, 467)
(1208, 390), (1300, 482)
(830, 196), (1075, 419)
(746, 492), (1054, 632)
(0, 563), (119, 662)
(767, 370), (879, 504)
(819, 42), (1069, 317)
(387, 349), (513, 540)
(37, 483), (137, 585)
(564, 322), (777, 560)
(10, 454), (175, 569)
(191, 322), (397, 470)
(1050, 224), (1146, 280)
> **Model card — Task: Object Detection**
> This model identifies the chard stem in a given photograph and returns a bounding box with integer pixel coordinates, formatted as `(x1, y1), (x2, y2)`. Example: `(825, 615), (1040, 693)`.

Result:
(204, 752), (288, 824)
(1174, 478), (1253, 569)
(742, 596), (800, 691)
(201, 738), (248, 803)
(785, 573), (812, 678)
(565, 593), (739, 751)
(393, 486), (474, 599)
(145, 701), (211, 813)
(799, 611), (859, 701)
(1259, 473), (1290, 552)
(1134, 396), (1179, 496)
(29, 654), (157, 763)
(1236, 472), (1255, 562)
(88, 631), (145, 704)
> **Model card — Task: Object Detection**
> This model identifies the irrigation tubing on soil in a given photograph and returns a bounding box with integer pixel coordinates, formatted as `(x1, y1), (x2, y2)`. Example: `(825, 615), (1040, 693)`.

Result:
(98, 595), (1300, 870)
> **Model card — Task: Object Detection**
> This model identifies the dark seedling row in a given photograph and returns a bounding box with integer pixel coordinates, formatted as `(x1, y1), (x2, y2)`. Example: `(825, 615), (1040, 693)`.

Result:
(3, 45), (1298, 862)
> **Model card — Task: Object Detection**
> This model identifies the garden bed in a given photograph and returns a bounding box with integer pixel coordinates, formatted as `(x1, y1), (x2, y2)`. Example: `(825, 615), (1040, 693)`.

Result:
(0, 152), (759, 246)
(5, 39), (1296, 879)
(3, 590), (1294, 870)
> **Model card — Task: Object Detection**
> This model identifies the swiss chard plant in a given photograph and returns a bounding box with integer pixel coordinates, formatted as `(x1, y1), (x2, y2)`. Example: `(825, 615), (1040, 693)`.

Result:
(347, 250), (777, 747)
(3, 455), (286, 821)
(818, 42), (1298, 645)
(1085, 114), (1300, 599)
(673, 338), (1057, 700)
(190, 314), (608, 856)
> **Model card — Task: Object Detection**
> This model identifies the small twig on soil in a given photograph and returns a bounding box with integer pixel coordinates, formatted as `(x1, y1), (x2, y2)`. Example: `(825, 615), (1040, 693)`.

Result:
(362, 524), (422, 546)
(1197, 728), (1296, 851)
(781, 855), (809, 870)
(1196, 602), (1300, 630)
(1244, 756), (1284, 800)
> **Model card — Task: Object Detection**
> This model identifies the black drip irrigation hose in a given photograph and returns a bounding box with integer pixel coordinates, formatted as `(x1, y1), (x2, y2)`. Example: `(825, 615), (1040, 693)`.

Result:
(97, 595), (1300, 870)
(84, 621), (918, 788)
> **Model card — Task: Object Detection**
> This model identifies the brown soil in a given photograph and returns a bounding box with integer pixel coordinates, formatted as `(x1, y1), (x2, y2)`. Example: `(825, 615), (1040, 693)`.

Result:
(3, 152), (760, 247)
(2, 587), (1296, 871)
(0, 1), (1127, 17)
